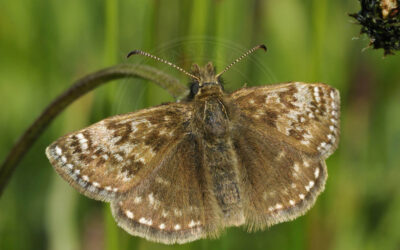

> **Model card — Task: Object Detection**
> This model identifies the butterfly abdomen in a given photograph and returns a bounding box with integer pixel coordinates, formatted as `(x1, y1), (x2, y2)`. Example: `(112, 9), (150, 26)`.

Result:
(192, 96), (246, 226)
(203, 138), (245, 226)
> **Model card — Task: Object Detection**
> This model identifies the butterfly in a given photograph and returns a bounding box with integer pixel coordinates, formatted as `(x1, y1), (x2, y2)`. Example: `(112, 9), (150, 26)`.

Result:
(46, 45), (340, 244)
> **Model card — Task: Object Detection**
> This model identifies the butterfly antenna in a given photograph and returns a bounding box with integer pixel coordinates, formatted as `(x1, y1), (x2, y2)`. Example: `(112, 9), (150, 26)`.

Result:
(216, 44), (267, 78)
(127, 50), (200, 81)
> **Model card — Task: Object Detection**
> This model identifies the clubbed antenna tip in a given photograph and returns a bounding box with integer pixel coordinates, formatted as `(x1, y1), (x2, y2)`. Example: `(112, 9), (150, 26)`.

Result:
(259, 44), (267, 52)
(126, 50), (140, 58)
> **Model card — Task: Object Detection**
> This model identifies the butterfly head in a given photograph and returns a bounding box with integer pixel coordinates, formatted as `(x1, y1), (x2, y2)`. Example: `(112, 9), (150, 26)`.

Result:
(189, 62), (223, 99)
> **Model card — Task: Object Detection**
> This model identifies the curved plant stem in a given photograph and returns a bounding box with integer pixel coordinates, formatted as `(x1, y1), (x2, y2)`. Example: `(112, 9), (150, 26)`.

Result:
(0, 64), (186, 196)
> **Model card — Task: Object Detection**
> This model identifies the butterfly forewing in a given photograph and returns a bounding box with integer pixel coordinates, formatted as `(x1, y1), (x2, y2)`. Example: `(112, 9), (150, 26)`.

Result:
(231, 82), (340, 159)
(230, 82), (339, 228)
(46, 103), (193, 202)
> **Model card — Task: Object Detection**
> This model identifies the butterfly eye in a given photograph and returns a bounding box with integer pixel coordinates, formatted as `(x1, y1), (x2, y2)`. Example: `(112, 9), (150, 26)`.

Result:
(190, 82), (200, 97)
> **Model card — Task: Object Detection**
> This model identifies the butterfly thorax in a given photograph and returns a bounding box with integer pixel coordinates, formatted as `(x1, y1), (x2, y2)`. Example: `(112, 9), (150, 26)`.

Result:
(189, 63), (232, 140)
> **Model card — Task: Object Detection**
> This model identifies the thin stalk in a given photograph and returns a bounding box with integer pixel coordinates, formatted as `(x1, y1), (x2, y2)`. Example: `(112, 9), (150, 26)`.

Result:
(0, 64), (186, 196)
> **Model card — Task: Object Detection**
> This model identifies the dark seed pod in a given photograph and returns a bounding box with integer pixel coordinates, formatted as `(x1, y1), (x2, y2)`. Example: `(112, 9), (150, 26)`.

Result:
(350, 0), (400, 55)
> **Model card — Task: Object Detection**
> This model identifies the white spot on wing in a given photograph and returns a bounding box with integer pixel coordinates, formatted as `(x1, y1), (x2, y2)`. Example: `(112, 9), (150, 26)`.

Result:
(293, 163), (300, 172)
(81, 143), (88, 150)
(131, 120), (148, 133)
(134, 196), (142, 204)
(79, 138), (88, 144)
(188, 220), (196, 228)
(61, 156), (67, 163)
(55, 146), (62, 156)
(277, 151), (286, 159)
(148, 193), (155, 205)
(314, 168), (320, 178)
(139, 217), (152, 226)
(174, 209), (182, 217)
(301, 140), (310, 145)
(125, 210), (134, 219)
(113, 153), (123, 162)
(66, 164), (73, 169)
(110, 136), (122, 145)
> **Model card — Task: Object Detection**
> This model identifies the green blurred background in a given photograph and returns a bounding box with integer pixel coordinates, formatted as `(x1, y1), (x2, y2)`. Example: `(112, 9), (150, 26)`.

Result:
(1, 0), (400, 249)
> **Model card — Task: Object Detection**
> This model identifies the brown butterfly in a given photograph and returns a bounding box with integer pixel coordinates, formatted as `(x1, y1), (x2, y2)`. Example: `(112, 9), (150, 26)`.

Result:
(46, 45), (340, 244)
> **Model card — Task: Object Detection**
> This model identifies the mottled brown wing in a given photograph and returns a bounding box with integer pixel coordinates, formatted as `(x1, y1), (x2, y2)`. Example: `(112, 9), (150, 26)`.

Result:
(111, 134), (220, 244)
(46, 103), (220, 244)
(232, 127), (327, 229)
(231, 82), (340, 159)
(230, 82), (340, 229)
(46, 103), (193, 202)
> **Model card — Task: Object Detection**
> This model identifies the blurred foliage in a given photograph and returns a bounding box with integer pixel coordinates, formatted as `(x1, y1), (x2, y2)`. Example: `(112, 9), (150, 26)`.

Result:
(1, 0), (400, 250)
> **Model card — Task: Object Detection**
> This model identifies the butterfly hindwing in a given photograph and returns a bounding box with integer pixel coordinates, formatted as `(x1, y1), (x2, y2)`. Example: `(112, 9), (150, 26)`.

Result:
(111, 133), (222, 244)
(232, 125), (327, 229)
